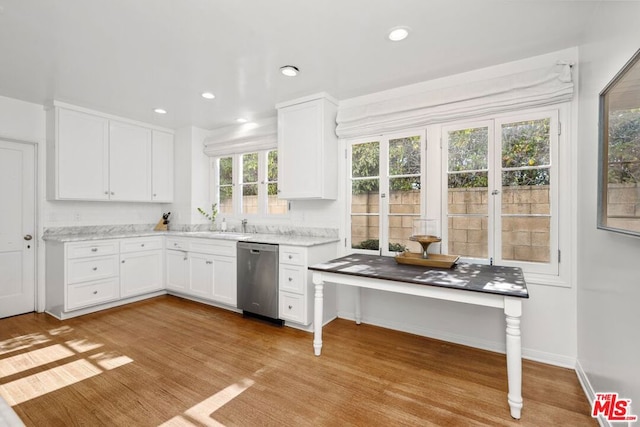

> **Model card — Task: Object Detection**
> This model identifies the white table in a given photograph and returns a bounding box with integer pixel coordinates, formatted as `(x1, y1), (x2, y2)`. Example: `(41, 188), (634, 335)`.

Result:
(309, 254), (528, 419)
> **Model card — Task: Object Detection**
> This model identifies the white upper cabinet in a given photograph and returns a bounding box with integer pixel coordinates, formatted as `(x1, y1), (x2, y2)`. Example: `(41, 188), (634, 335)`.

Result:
(52, 108), (110, 200)
(276, 93), (338, 200)
(109, 121), (152, 201)
(47, 103), (174, 202)
(151, 130), (174, 202)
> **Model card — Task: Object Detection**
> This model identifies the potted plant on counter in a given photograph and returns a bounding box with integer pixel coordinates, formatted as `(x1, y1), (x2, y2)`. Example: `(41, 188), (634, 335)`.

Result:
(197, 203), (218, 231)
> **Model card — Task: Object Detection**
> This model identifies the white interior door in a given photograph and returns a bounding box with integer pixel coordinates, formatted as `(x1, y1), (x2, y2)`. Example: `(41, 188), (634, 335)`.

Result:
(0, 140), (35, 318)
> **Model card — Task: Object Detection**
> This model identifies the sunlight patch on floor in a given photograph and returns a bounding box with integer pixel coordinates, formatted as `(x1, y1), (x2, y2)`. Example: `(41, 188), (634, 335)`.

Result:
(0, 352), (133, 406)
(0, 344), (75, 378)
(0, 334), (50, 356)
(160, 378), (255, 427)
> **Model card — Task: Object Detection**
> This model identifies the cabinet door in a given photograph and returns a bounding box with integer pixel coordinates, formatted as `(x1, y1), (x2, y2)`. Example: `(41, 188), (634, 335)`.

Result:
(120, 250), (163, 298)
(151, 130), (174, 202)
(166, 250), (189, 292)
(212, 255), (236, 306)
(189, 253), (215, 299)
(56, 108), (109, 200)
(278, 101), (322, 199)
(109, 121), (152, 201)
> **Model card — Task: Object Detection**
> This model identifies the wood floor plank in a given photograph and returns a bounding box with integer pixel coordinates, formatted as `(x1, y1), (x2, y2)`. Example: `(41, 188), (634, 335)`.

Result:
(0, 296), (595, 426)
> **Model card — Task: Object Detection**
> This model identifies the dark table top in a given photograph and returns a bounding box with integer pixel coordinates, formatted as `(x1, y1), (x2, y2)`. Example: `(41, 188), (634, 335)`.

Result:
(309, 254), (529, 298)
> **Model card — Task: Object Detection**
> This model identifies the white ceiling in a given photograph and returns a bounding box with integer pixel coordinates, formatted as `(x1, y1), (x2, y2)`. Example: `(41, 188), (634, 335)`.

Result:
(0, 0), (601, 131)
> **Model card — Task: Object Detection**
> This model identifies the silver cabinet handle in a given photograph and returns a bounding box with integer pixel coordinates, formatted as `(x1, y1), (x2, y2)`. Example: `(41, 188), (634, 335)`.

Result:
(288, 255), (293, 259)
(92, 267), (98, 271)
(24, 235), (33, 241)
(110, 191), (115, 195)
(205, 260), (213, 265)
(183, 257), (188, 261)
(288, 305), (293, 309)
(121, 260), (125, 264)
(91, 248), (98, 252)
(141, 243), (145, 247)
(93, 291), (98, 295)
(288, 277), (293, 282)
(104, 191), (109, 195)
(153, 193), (157, 197)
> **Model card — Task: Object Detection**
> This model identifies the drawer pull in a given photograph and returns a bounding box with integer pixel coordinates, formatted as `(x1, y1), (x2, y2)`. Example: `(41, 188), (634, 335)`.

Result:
(174, 243), (179, 247)
(141, 243), (145, 247)
(205, 260), (213, 265)
(121, 260), (125, 264)
(92, 267), (98, 271)
(93, 291), (98, 295)
(183, 257), (188, 261)
(288, 255), (293, 259)
(91, 248), (98, 252)
(288, 277), (293, 282)
(288, 305), (293, 310)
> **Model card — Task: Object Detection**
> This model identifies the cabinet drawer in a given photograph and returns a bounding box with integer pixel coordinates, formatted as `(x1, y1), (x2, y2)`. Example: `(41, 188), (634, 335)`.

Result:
(190, 239), (236, 256)
(66, 240), (119, 259)
(166, 238), (190, 251)
(279, 292), (306, 324)
(67, 255), (119, 284)
(279, 246), (306, 266)
(67, 277), (119, 310)
(279, 264), (306, 294)
(120, 236), (163, 253)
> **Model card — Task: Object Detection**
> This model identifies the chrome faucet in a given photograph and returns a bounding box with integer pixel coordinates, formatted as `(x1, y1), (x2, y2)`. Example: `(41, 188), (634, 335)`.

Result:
(241, 218), (248, 233)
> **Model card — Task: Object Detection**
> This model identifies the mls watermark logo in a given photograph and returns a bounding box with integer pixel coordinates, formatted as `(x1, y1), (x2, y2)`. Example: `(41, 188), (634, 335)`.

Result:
(592, 393), (637, 422)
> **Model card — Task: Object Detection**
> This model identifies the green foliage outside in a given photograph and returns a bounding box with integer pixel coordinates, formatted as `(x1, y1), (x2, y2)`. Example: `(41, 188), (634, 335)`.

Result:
(608, 108), (640, 184)
(448, 119), (551, 188)
(351, 136), (421, 195)
(352, 239), (406, 252)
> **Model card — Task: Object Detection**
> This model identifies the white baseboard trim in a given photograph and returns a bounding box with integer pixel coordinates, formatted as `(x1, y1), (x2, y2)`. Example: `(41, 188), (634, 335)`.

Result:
(336, 311), (576, 368)
(576, 360), (608, 427)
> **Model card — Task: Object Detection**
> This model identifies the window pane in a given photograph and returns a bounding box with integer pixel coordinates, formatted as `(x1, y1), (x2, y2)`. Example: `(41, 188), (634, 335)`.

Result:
(267, 183), (287, 214)
(502, 119), (550, 168)
(502, 175), (550, 215)
(448, 127), (488, 171)
(219, 185), (233, 214)
(219, 157), (233, 185)
(351, 215), (379, 250)
(352, 179), (379, 214)
(389, 177), (421, 214)
(389, 136), (420, 176)
(389, 215), (421, 253)
(242, 152), (258, 183)
(267, 150), (278, 182)
(242, 184), (258, 214)
(448, 216), (489, 259)
(352, 142), (379, 178)
(447, 173), (488, 215)
(502, 216), (550, 263)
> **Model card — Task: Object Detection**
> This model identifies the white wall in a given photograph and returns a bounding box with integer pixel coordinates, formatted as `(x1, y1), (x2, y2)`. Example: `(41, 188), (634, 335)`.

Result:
(576, 2), (640, 406)
(335, 48), (581, 367)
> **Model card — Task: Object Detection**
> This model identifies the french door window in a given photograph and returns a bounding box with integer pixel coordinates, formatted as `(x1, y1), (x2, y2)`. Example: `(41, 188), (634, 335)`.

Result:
(443, 110), (559, 275)
(349, 133), (425, 256)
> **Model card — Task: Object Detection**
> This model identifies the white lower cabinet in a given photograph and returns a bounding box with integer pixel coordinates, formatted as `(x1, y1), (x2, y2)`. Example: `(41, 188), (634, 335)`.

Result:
(166, 250), (189, 292)
(278, 243), (337, 328)
(120, 250), (163, 298)
(164, 238), (237, 307)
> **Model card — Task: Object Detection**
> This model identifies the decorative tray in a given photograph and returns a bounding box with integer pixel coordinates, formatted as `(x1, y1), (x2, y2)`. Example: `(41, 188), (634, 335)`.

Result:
(394, 252), (459, 269)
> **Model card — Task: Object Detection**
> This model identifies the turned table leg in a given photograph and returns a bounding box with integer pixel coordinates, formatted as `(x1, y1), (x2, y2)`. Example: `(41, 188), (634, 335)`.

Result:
(313, 276), (324, 356)
(504, 298), (523, 419)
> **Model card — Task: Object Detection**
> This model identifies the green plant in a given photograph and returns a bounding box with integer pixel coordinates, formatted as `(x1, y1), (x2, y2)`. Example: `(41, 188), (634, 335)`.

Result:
(197, 203), (218, 224)
(351, 239), (406, 252)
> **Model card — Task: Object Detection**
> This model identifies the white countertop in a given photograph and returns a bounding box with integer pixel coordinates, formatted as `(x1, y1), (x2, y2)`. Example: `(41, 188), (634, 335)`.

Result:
(43, 230), (340, 247)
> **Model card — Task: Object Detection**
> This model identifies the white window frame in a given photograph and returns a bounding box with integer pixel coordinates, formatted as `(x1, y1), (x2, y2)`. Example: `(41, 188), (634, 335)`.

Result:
(212, 148), (287, 218)
(347, 130), (426, 257)
(441, 108), (560, 276)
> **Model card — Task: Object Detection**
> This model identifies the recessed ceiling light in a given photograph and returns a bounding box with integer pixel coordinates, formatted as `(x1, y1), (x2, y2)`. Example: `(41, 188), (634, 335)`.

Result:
(236, 118), (248, 123)
(388, 26), (410, 41)
(201, 92), (215, 99)
(280, 65), (299, 77)
(154, 108), (167, 114)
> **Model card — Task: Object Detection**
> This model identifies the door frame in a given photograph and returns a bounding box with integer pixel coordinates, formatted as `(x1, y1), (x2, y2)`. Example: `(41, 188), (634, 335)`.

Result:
(0, 137), (39, 314)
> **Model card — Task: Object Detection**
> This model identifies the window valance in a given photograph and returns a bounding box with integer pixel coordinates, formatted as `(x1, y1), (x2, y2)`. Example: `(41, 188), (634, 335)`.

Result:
(336, 62), (573, 139)
(203, 118), (277, 157)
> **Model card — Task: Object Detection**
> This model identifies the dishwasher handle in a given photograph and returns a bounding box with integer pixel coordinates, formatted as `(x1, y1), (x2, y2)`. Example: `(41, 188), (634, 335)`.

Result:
(250, 249), (261, 254)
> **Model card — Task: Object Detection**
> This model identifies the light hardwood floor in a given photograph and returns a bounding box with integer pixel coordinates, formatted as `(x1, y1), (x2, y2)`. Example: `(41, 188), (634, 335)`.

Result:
(0, 296), (595, 426)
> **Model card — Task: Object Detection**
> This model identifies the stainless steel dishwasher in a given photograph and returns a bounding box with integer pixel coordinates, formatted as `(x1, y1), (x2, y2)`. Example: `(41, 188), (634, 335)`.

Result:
(237, 241), (281, 324)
